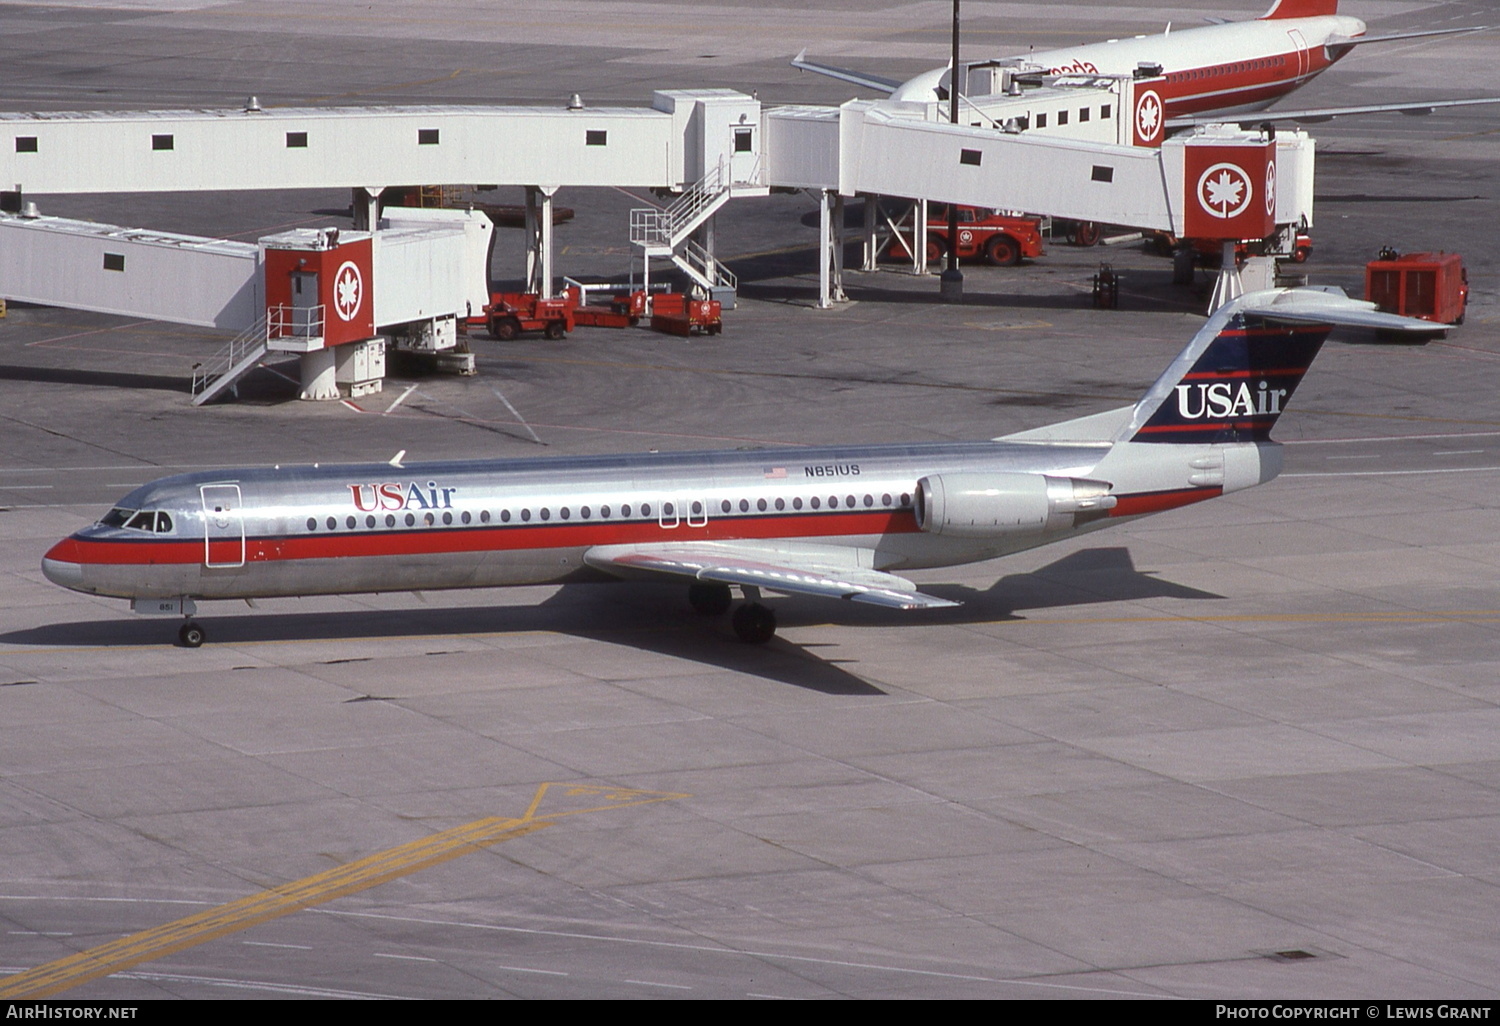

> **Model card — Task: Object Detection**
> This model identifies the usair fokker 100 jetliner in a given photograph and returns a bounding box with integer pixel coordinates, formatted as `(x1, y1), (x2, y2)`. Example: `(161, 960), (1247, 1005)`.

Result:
(44, 289), (1432, 647)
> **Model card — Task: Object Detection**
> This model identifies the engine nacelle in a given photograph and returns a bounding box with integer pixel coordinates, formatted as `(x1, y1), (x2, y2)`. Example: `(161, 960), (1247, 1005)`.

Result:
(913, 473), (1116, 537)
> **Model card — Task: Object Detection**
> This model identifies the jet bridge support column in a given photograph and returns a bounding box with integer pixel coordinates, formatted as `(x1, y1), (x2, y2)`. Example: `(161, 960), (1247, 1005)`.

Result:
(860, 194), (879, 272)
(914, 198), (928, 276)
(351, 187), (382, 232)
(817, 189), (846, 309)
(524, 185), (559, 299)
(696, 215), (716, 271)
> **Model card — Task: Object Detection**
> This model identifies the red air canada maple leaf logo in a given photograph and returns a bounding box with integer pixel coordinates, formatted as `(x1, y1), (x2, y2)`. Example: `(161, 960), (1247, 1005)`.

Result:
(1196, 162), (1254, 219)
(1135, 90), (1163, 144)
(333, 260), (363, 322)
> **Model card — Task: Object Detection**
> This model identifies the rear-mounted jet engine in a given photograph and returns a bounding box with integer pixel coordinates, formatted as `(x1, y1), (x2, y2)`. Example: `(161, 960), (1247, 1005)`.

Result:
(913, 473), (1117, 537)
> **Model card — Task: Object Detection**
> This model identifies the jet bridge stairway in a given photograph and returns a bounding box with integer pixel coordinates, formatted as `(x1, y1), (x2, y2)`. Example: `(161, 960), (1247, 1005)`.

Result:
(629, 158), (765, 295)
(190, 316), (272, 405)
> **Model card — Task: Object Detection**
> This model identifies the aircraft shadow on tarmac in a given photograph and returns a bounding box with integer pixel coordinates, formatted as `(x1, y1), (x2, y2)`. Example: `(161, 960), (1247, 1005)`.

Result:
(0, 363), (191, 393)
(6, 548), (1219, 695)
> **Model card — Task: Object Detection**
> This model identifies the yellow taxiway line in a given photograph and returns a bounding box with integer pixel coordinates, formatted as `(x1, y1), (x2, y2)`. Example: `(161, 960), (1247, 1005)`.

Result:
(0, 782), (688, 1000)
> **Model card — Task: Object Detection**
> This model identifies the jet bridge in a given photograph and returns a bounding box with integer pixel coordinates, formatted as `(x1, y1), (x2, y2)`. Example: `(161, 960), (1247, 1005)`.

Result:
(0, 205), (492, 402)
(0, 89), (769, 300)
(0, 75), (1321, 363)
(766, 74), (1315, 306)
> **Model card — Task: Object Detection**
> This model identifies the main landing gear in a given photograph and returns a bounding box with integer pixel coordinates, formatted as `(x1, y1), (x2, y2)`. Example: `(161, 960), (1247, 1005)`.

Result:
(177, 620), (205, 648)
(687, 582), (777, 644)
(731, 603), (776, 645)
(688, 582), (733, 616)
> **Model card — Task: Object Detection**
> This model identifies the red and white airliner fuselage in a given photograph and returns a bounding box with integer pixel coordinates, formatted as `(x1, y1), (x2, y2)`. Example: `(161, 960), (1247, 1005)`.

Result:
(1005, 15), (1365, 116)
(886, 3), (1368, 117)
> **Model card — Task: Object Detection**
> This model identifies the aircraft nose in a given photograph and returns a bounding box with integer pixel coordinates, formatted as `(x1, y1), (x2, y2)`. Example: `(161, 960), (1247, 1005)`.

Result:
(42, 538), (86, 591)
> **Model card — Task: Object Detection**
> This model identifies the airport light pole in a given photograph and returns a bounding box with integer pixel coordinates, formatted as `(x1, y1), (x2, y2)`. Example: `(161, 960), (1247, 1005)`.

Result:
(940, 0), (964, 302)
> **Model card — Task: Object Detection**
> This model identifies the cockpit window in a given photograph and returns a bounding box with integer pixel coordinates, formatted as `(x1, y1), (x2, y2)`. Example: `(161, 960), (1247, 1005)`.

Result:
(107, 509), (174, 533)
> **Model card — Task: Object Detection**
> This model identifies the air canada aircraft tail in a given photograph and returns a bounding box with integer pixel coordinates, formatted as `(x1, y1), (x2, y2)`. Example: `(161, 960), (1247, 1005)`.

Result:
(1122, 287), (1431, 444)
(1261, 0), (1338, 19)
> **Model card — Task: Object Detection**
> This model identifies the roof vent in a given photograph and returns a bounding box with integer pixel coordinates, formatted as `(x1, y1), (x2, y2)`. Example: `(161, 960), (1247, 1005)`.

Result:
(567, 93), (584, 111)
(244, 95), (262, 113)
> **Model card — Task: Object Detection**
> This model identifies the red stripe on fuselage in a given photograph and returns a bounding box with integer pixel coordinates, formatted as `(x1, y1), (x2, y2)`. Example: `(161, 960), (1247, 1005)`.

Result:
(1154, 48), (1334, 118)
(1109, 486), (1222, 517)
(51, 510), (923, 567)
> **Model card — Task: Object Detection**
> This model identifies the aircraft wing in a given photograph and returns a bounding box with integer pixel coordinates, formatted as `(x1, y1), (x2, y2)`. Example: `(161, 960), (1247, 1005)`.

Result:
(1166, 95), (1500, 129)
(584, 541), (960, 610)
(790, 49), (904, 95)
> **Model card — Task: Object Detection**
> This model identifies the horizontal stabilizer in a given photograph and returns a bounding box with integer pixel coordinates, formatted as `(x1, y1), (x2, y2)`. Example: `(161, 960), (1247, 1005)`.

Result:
(1236, 286), (1447, 331)
(1167, 95), (1500, 129)
(791, 49), (904, 95)
(586, 541), (959, 610)
(1328, 25), (1493, 49)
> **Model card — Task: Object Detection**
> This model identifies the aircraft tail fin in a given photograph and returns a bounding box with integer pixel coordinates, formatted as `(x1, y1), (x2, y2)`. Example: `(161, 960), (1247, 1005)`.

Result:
(1122, 287), (1433, 444)
(1261, 0), (1339, 19)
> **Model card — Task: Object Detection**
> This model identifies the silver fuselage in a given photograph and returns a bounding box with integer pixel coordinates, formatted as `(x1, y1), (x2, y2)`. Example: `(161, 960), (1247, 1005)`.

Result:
(44, 436), (1273, 603)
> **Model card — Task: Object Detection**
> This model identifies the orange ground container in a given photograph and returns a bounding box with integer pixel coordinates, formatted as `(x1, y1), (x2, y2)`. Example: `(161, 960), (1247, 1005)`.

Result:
(1365, 250), (1468, 325)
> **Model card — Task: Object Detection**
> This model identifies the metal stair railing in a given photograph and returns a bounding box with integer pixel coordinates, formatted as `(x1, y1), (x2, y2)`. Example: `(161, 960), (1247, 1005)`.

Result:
(679, 236), (737, 291)
(629, 158), (732, 250)
(190, 315), (269, 404)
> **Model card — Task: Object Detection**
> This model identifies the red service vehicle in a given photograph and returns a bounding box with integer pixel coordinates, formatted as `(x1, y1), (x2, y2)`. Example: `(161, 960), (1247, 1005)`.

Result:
(650, 292), (722, 336)
(1194, 233), (1311, 265)
(1366, 249), (1468, 325)
(566, 286), (647, 329)
(887, 204), (1045, 267)
(483, 291), (575, 340)
(1146, 231), (1311, 265)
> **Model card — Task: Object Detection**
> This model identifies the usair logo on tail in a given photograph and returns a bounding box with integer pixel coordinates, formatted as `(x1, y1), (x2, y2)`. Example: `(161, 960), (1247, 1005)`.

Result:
(1134, 314), (1333, 444)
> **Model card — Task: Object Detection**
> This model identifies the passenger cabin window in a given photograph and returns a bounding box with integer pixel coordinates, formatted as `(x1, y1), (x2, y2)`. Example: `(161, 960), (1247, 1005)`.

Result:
(152, 134), (174, 151)
(15, 137), (37, 153)
(418, 128), (440, 145)
(586, 130), (607, 146)
(286, 132), (308, 148)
